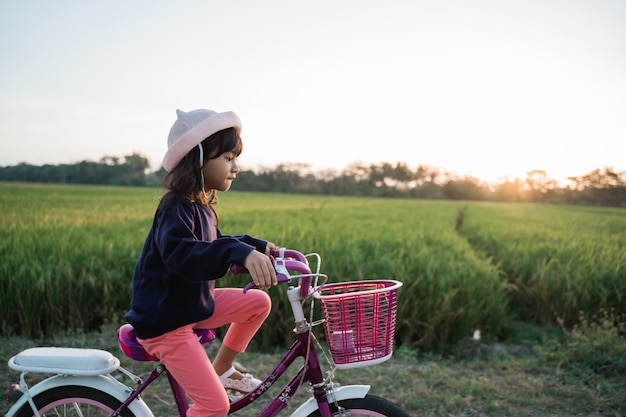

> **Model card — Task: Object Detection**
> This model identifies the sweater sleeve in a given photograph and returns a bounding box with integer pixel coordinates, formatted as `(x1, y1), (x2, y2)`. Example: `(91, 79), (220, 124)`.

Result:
(154, 200), (264, 281)
(218, 230), (268, 253)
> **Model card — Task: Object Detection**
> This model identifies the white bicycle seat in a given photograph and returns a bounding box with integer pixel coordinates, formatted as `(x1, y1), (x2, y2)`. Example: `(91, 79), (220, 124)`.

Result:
(8, 347), (120, 375)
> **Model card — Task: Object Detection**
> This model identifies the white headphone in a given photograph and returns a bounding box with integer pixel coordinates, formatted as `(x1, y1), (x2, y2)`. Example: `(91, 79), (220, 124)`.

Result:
(198, 143), (209, 200)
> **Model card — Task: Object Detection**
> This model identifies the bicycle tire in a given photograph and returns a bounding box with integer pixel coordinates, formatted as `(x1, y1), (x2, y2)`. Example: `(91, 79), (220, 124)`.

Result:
(14, 385), (138, 417)
(306, 395), (411, 417)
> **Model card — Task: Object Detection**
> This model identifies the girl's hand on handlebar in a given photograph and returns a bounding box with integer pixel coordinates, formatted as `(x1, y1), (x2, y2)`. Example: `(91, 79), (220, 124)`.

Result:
(243, 250), (277, 289)
(264, 242), (277, 256)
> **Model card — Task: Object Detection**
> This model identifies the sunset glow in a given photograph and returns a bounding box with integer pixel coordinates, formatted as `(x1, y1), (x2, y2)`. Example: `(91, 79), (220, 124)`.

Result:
(1, 0), (624, 186)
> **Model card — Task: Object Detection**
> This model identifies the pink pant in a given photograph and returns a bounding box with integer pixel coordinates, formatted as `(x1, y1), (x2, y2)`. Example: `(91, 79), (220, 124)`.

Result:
(138, 288), (271, 417)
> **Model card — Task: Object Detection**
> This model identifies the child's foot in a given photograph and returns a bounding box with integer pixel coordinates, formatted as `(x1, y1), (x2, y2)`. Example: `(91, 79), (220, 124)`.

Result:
(219, 366), (261, 393)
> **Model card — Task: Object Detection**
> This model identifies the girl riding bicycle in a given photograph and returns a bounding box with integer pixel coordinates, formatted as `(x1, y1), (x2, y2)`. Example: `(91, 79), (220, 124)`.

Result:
(124, 108), (278, 417)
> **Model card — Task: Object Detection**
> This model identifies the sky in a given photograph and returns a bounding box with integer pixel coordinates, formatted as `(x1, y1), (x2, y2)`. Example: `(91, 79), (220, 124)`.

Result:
(1, 0), (625, 185)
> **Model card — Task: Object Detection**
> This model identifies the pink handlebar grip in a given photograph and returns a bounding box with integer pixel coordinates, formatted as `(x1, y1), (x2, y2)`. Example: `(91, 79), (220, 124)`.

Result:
(234, 249), (313, 294)
(230, 264), (248, 276)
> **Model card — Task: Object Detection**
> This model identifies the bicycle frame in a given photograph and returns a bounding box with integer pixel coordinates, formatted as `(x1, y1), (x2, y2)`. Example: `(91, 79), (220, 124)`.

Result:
(6, 251), (373, 417)
(113, 286), (368, 417)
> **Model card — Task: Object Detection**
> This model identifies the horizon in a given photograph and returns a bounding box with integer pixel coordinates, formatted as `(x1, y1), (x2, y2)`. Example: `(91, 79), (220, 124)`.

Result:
(1, 152), (619, 187)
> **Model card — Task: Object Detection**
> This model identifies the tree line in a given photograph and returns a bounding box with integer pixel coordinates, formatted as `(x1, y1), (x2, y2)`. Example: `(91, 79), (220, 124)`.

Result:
(0, 154), (154, 186)
(1, 153), (624, 207)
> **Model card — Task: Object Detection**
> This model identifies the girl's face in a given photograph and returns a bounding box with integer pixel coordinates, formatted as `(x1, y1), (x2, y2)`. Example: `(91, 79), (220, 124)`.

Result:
(201, 151), (240, 192)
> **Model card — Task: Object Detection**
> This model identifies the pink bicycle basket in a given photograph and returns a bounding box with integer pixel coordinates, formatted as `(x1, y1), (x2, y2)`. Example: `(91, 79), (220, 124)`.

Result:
(314, 279), (402, 369)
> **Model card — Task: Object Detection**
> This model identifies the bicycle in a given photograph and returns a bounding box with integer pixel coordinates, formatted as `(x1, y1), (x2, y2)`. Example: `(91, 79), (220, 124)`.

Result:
(6, 248), (409, 417)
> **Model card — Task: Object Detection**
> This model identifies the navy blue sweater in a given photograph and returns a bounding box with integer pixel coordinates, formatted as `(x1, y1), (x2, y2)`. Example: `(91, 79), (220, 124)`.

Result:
(124, 197), (267, 339)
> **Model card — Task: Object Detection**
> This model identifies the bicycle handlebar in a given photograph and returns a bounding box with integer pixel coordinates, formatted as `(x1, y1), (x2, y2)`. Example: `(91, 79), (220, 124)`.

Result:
(271, 248), (308, 264)
(231, 248), (314, 297)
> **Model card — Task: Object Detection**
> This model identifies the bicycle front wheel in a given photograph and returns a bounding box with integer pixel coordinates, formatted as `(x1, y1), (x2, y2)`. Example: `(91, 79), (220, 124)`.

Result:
(15, 385), (138, 417)
(307, 395), (411, 417)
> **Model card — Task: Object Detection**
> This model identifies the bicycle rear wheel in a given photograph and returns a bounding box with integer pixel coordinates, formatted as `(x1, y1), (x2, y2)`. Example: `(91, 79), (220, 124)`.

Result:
(15, 385), (138, 417)
(307, 395), (411, 417)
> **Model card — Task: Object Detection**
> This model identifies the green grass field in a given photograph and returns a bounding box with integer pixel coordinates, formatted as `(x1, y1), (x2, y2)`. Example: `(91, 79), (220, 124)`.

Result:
(1, 182), (624, 348)
(1, 182), (625, 416)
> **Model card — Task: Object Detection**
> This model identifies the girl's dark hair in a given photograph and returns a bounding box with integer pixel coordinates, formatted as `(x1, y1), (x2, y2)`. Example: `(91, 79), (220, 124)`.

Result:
(158, 127), (242, 217)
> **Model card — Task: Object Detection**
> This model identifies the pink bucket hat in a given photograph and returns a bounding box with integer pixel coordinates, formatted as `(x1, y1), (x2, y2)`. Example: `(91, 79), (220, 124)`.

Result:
(162, 109), (242, 172)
